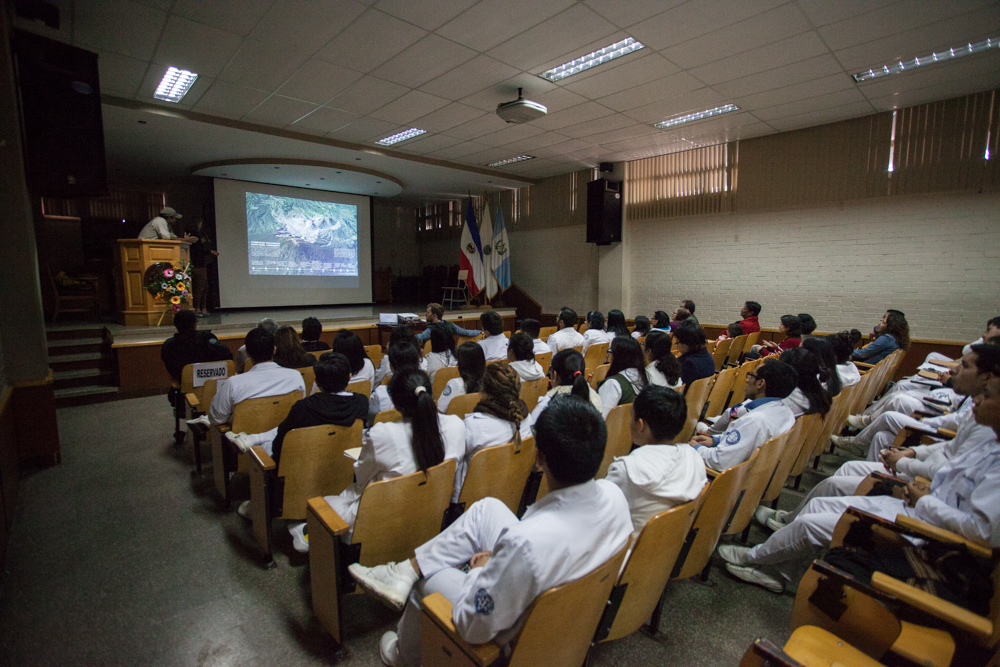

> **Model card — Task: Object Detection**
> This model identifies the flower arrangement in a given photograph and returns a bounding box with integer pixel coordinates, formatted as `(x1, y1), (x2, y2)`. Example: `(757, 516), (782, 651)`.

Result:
(143, 260), (192, 313)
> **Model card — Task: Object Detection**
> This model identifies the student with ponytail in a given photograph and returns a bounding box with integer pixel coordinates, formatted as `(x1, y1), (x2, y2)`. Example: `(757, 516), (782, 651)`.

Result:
(778, 348), (832, 418)
(529, 349), (603, 422)
(597, 336), (648, 419)
(643, 330), (683, 391)
(437, 342), (486, 413)
(369, 343), (423, 421)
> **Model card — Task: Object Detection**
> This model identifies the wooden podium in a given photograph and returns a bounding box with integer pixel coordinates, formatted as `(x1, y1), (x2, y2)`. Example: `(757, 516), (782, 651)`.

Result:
(115, 239), (191, 326)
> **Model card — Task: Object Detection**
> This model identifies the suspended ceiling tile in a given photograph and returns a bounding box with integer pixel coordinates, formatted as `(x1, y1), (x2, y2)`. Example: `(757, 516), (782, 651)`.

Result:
(392, 133), (464, 155)
(795, 0), (899, 29)
(410, 103), (486, 134)
(531, 138), (598, 158)
(528, 101), (617, 131)
(171, 0), (275, 36)
(419, 55), (522, 101)
(734, 73), (858, 112)
(440, 112), (514, 140)
(486, 4), (618, 71)
(596, 71), (704, 112)
(275, 59), (364, 105)
(95, 50), (149, 97)
(314, 9), (427, 73)
(583, 0), (687, 29)
(499, 131), (573, 154)
(325, 76), (409, 115)
(326, 116), (401, 142)
(529, 88), (591, 114)
(458, 74), (557, 112)
(689, 31), (830, 87)
(473, 123), (547, 147)
(437, 0), (575, 51)
(562, 52), (678, 99)
(289, 106), (358, 135)
(373, 0), (480, 31)
(368, 90), (452, 125)
(766, 99), (881, 131)
(370, 34), (478, 88)
(752, 89), (872, 122)
(866, 70), (1000, 111)
(216, 38), (311, 92)
(712, 54), (845, 99)
(192, 80), (271, 118)
(74, 0), (167, 60)
(856, 52), (1000, 101)
(244, 95), (319, 126)
(248, 0), (367, 54)
(557, 113), (636, 139)
(152, 14), (243, 78)
(585, 123), (660, 146)
(626, 0), (788, 51)
(428, 141), (491, 160)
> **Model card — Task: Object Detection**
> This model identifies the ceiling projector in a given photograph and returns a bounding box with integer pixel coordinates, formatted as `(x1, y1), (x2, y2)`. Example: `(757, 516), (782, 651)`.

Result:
(496, 88), (547, 124)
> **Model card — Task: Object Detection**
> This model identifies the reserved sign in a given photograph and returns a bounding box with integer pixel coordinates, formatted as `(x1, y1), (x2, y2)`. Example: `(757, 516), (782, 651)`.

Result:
(192, 361), (230, 388)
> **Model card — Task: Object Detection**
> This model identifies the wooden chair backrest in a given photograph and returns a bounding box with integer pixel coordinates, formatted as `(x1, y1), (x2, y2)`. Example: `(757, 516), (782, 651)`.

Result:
(538, 326), (557, 342)
(788, 396), (844, 479)
(446, 392), (481, 418)
(808, 382), (858, 461)
(724, 430), (792, 537)
(519, 378), (548, 412)
(277, 421), (363, 520)
(423, 340), (432, 354)
(570, 345), (583, 355)
(232, 390), (302, 433)
(180, 360), (236, 399)
(198, 378), (223, 412)
(602, 484), (710, 642)
(507, 543), (630, 667)
(455, 335), (479, 347)
(762, 413), (821, 503)
(705, 339), (716, 354)
(308, 350), (324, 361)
(374, 409), (402, 424)
(673, 374), (715, 443)
(243, 359), (254, 372)
(703, 366), (738, 419)
(743, 331), (761, 352)
(352, 459), (457, 566)
(637, 336), (645, 345)
(298, 366), (315, 396)
(458, 436), (537, 514)
(712, 338), (733, 371)
(672, 448), (759, 581)
(590, 364), (610, 389)
(364, 345), (383, 370)
(728, 359), (756, 407)
(578, 323), (589, 334)
(597, 404), (633, 479)
(432, 366), (461, 401)
(584, 342), (609, 375)
(346, 379), (371, 398)
(536, 350), (553, 374)
(726, 334), (748, 366)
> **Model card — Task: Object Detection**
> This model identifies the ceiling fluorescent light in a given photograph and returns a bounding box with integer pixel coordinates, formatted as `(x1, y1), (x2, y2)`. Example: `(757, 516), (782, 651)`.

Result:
(853, 37), (999, 82)
(154, 67), (198, 103)
(488, 155), (534, 168)
(655, 104), (740, 129)
(375, 128), (426, 145)
(539, 37), (644, 82)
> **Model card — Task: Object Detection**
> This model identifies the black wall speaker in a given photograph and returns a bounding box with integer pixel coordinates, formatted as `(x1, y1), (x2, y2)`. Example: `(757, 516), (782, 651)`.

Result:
(586, 178), (622, 245)
(12, 29), (107, 198)
(599, 161), (614, 172)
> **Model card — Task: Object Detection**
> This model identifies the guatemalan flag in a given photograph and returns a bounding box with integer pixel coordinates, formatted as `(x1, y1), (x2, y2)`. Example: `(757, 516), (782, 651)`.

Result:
(460, 199), (486, 296)
(490, 205), (511, 295)
(480, 204), (499, 298)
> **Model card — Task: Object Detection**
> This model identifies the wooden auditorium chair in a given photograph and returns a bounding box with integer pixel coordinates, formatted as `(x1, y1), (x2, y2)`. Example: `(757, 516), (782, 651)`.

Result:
(364, 345), (382, 370)
(432, 366), (461, 401)
(740, 626), (885, 667)
(538, 326), (556, 341)
(589, 363), (610, 389)
(728, 358), (763, 408)
(760, 414), (822, 509)
(597, 404), (633, 479)
(743, 331), (761, 353)
(178, 360), (235, 475)
(519, 378), (548, 412)
(721, 431), (792, 544)
(450, 436), (537, 523)
(583, 342), (610, 376)
(298, 366), (315, 396)
(712, 338), (733, 372)
(786, 388), (853, 489)
(535, 350), (552, 374)
(726, 334), (749, 367)
(373, 409), (402, 424)
(702, 365), (738, 420)
(346, 379), (371, 398)
(446, 392), (481, 419)
(673, 375), (715, 443)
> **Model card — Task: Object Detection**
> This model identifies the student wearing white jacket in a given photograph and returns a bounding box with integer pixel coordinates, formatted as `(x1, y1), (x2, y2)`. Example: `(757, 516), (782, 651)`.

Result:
(918, 316), (999, 369)
(517, 318), (552, 358)
(347, 396), (633, 667)
(368, 343), (423, 422)
(546, 308), (584, 354)
(643, 330), (683, 391)
(692, 359), (797, 472)
(436, 342), (485, 414)
(529, 349), (602, 423)
(606, 386), (707, 535)
(581, 311), (614, 353)
(720, 369), (1000, 594)
(777, 348), (832, 420)
(477, 309), (509, 361)
(506, 333), (545, 382)
(423, 324), (458, 384)
(597, 336), (648, 419)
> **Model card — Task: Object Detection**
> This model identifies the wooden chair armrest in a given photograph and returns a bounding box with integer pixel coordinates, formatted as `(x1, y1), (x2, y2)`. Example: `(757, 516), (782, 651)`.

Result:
(216, 423), (231, 434)
(306, 497), (350, 536)
(422, 592), (501, 666)
(249, 445), (276, 471)
(185, 393), (200, 408)
(894, 514), (993, 559)
(914, 476), (931, 485)
(936, 428), (957, 439)
(705, 467), (720, 479)
(871, 572), (993, 640)
(855, 362), (876, 369)
(171, 380), (181, 389)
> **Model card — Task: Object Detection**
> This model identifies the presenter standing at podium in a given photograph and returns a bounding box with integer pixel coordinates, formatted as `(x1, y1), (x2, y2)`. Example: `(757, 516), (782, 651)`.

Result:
(138, 207), (197, 242)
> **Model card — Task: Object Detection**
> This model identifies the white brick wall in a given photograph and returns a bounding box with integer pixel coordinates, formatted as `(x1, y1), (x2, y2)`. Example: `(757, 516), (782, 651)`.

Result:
(629, 191), (1000, 341)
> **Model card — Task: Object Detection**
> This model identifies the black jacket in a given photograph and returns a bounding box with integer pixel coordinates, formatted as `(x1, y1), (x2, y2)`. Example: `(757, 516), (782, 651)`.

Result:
(271, 391), (369, 466)
(160, 331), (233, 382)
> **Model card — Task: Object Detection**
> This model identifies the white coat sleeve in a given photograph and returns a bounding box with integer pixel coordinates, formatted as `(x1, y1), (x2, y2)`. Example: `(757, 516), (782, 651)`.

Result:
(605, 460), (628, 494)
(697, 420), (761, 472)
(597, 380), (622, 419)
(208, 379), (235, 425)
(912, 475), (1000, 547)
(352, 429), (381, 489)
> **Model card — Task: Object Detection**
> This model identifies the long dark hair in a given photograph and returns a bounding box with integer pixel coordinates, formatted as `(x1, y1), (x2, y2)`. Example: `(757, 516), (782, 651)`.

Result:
(474, 363), (525, 447)
(779, 315), (803, 339)
(587, 311), (605, 331)
(606, 309), (629, 337)
(633, 315), (651, 336)
(608, 336), (647, 388)
(550, 349), (590, 400)
(429, 323), (456, 356)
(778, 348), (831, 416)
(645, 330), (681, 386)
(456, 341), (486, 393)
(884, 312), (910, 350)
(389, 370), (445, 474)
(332, 329), (370, 374)
(802, 337), (842, 397)
(273, 325), (313, 369)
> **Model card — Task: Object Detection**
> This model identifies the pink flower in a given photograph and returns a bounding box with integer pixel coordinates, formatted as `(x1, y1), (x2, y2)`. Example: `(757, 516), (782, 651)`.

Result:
(181, 290), (189, 297)
(172, 304), (182, 312)
(163, 269), (174, 278)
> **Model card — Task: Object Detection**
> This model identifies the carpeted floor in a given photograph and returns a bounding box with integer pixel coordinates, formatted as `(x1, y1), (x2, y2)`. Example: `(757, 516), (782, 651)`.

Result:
(0, 395), (847, 666)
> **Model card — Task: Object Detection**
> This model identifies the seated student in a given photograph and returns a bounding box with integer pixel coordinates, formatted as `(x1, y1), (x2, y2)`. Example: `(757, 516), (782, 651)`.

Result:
(720, 367), (1000, 594)
(716, 322), (743, 342)
(852, 310), (909, 364)
(581, 311), (614, 353)
(691, 359), (797, 472)
(477, 310), (509, 361)
(332, 329), (376, 388)
(160, 309), (232, 382)
(189, 328), (305, 431)
(529, 349), (602, 420)
(546, 308), (585, 353)
(416, 302), (481, 343)
(597, 336), (647, 419)
(227, 353), (368, 530)
(681, 300), (699, 326)
(348, 396), (632, 667)
(631, 315), (651, 340)
(273, 325), (316, 369)
(424, 324), (458, 384)
(375, 326), (427, 388)
(438, 342), (486, 413)
(736, 301), (761, 334)
(506, 333), (545, 382)
(778, 348), (832, 419)
(606, 309), (630, 338)
(674, 322), (715, 387)
(757, 315), (803, 355)
(518, 318), (551, 357)
(829, 331), (861, 387)
(313, 369), (465, 551)
(458, 363), (532, 497)
(235, 317), (278, 371)
(798, 313), (817, 339)
(370, 343), (422, 421)
(920, 316), (1000, 369)
(300, 316), (329, 352)
(651, 310), (672, 332)
(669, 308), (691, 332)
(643, 330), (683, 391)
(606, 386), (707, 535)
(802, 336), (843, 397)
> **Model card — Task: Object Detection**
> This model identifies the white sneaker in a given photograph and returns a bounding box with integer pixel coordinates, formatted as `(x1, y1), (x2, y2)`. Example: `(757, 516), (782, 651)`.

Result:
(754, 506), (777, 527)
(289, 522), (309, 553)
(725, 563), (784, 594)
(379, 631), (401, 667)
(237, 500), (251, 520)
(186, 414), (210, 434)
(847, 414), (870, 430)
(831, 435), (867, 458)
(225, 431), (252, 453)
(716, 544), (750, 566)
(767, 511), (791, 532)
(349, 560), (419, 611)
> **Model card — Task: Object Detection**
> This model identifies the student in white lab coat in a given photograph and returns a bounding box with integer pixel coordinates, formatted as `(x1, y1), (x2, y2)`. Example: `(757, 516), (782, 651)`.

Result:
(373, 326), (428, 389)
(643, 330), (683, 391)
(606, 309), (631, 338)
(458, 363), (533, 498)
(348, 395), (633, 667)
(631, 315), (651, 341)
(827, 332), (861, 387)
(369, 343), (422, 422)
(777, 348), (833, 420)
(546, 308), (584, 354)
(606, 386), (707, 535)
(597, 336), (648, 419)
(477, 309), (509, 361)
(506, 333), (545, 382)
(518, 318), (552, 358)
(801, 336), (843, 398)
(719, 368), (1000, 594)
(424, 324), (458, 384)
(529, 349), (602, 421)
(581, 311), (614, 353)
(333, 329), (376, 387)
(437, 342), (485, 414)
(310, 369), (466, 551)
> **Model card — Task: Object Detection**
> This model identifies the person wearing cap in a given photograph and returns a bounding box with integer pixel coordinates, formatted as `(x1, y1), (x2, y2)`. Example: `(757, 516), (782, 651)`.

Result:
(139, 207), (196, 241)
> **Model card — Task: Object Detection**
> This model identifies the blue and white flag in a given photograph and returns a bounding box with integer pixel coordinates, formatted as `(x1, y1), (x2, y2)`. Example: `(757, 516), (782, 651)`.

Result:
(460, 199), (486, 296)
(490, 205), (511, 294)
(480, 203), (499, 299)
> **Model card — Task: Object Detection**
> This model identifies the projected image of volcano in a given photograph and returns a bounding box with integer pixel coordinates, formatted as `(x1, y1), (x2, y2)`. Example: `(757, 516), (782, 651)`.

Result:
(246, 192), (359, 277)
